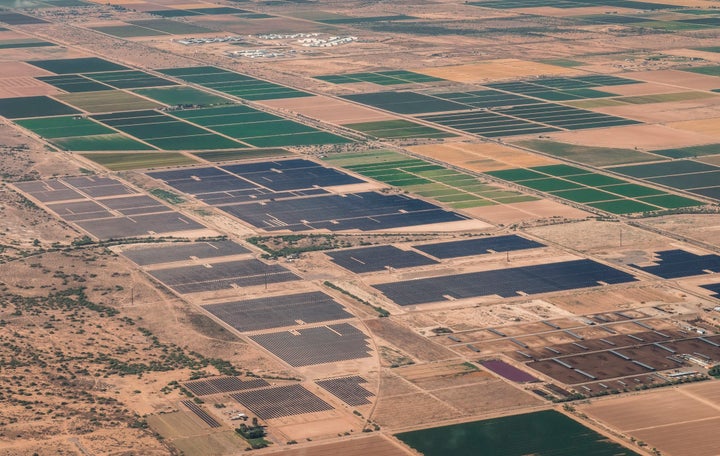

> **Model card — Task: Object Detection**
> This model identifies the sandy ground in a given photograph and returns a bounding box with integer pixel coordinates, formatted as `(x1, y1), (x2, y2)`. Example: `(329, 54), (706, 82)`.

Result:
(260, 95), (397, 124)
(668, 117), (720, 138)
(544, 123), (720, 150)
(415, 59), (582, 83)
(595, 98), (720, 123)
(408, 141), (558, 172)
(465, 199), (590, 226)
(629, 70), (720, 91)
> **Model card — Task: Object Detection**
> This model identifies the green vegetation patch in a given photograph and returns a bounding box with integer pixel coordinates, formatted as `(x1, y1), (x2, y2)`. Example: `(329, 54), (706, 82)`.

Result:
(92, 24), (168, 37)
(81, 152), (198, 170)
(0, 38), (54, 49)
(537, 58), (584, 67)
(325, 149), (534, 206)
(84, 70), (176, 89)
(396, 410), (641, 456)
(551, 187), (620, 203)
(515, 139), (663, 166)
(56, 91), (163, 113)
(51, 134), (154, 151)
(192, 148), (289, 162)
(684, 65), (720, 76)
(597, 183), (664, 197)
(16, 115), (112, 138)
(37, 74), (112, 93)
(316, 70), (444, 86)
(134, 86), (230, 106)
(637, 194), (705, 209)
(128, 19), (215, 35)
(651, 143), (720, 158)
(27, 57), (128, 74)
(587, 199), (661, 214)
(344, 119), (455, 139)
(243, 131), (351, 147)
(0, 95), (79, 119)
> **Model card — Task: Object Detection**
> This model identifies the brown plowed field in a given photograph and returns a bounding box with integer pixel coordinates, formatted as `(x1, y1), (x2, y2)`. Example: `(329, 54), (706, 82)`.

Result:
(582, 382), (720, 456)
(263, 435), (412, 456)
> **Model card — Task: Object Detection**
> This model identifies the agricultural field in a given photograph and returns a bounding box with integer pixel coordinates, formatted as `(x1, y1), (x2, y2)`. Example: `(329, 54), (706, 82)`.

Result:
(81, 152), (199, 170)
(324, 149), (537, 209)
(158, 66), (311, 101)
(396, 410), (641, 456)
(486, 164), (705, 213)
(2, 0), (720, 455)
(581, 382), (720, 456)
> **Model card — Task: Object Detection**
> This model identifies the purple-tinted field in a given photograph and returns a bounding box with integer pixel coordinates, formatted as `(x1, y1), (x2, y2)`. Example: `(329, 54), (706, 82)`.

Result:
(481, 359), (538, 383)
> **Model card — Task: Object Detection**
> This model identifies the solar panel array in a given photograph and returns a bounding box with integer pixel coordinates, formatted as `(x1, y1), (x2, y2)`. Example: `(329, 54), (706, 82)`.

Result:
(315, 376), (374, 406)
(204, 291), (353, 332)
(148, 258), (299, 294)
(184, 376), (270, 396)
(13, 176), (204, 239)
(413, 234), (544, 259)
(250, 323), (372, 367)
(122, 240), (249, 266)
(230, 384), (334, 420)
(327, 245), (438, 273)
(374, 259), (637, 305)
(181, 400), (221, 427)
(630, 249), (720, 279)
(701, 283), (720, 299)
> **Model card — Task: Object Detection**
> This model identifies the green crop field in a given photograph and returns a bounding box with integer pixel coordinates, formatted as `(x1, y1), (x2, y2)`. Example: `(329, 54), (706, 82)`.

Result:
(0, 96), (79, 118)
(684, 65), (720, 76)
(83, 70), (176, 89)
(52, 134), (154, 151)
(128, 19), (214, 35)
(57, 91), (163, 113)
(157, 66), (310, 101)
(650, 143), (720, 158)
(324, 149), (535, 208)
(0, 38), (54, 48)
(588, 199), (661, 214)
(37, 75), (112, 93)
(92, 24), (168, 37)
(344, 119), (455, 139)
(192, 148), (289, 162)
(514, 139), (664, 166)
(170, 105), (351, 146)
(16, 116), (113, 138)
(486, 164), (705, 213)
(27, 57), (128, 74)
(133, 87), (230, 106)
(396, 410), (641, 456)
(81, 152), (198, 170)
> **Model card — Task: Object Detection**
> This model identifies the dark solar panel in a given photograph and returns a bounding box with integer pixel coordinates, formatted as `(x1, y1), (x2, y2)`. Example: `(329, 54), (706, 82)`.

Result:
(373, 259), (637, 305)
(630, 250), (720, 279)
(413, 235), (544, 259)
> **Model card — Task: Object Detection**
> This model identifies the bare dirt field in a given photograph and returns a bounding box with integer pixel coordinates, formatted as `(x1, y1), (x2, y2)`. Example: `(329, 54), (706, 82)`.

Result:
(465, 199), (591, 226)
(260, 95), (397, 124)
(365, 318), (459, 363)
(629, 70), (720, 91)
(408, 141), (558, 172)
(668, 117), (720, 138)
(642, 214), (720, 246)
(582, 382), (720, 456)
(526, 220), (669, 253)
(0, 76), (62, 97)
(597, 98), (720, 123)
(263, 434), (413, 456)
(544, 123), (718, 150)
(416, 59), (581, 83)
